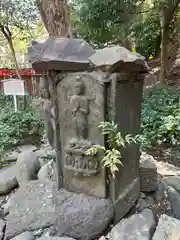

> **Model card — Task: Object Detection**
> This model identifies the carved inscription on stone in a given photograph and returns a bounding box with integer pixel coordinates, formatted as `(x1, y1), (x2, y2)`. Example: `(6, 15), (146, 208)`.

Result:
(64, 76), (99, 177)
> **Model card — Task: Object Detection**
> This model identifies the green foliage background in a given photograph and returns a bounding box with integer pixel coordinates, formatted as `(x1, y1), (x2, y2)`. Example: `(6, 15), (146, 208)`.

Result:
(0, 103), (44, 156)
(140, 87), (180, 150)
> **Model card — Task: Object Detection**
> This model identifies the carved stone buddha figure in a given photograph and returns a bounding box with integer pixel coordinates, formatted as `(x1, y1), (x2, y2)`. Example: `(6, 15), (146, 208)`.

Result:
(70, 77), (88, 139)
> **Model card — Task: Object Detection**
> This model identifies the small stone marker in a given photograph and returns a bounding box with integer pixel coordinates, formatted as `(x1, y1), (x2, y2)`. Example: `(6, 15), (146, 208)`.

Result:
(140, 152), (158, 192)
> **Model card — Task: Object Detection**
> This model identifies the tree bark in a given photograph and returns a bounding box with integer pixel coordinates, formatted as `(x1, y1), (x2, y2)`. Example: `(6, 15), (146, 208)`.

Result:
(8, 37), (21, 79)
(36, 0), (72, 37)
(159, 18), (168, 85)
(0, 25), (21, 79)
(159, 0), (180, 85)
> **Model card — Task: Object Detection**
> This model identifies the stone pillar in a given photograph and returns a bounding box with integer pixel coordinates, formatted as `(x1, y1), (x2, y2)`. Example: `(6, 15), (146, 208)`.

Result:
(89, 46), (147, 223)
(57, 71), (107, 198)
(108, 73), (144, 223)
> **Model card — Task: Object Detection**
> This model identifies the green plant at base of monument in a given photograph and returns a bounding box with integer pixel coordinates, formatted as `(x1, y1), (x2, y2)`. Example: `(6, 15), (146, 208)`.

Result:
(85, 121), (137, 178)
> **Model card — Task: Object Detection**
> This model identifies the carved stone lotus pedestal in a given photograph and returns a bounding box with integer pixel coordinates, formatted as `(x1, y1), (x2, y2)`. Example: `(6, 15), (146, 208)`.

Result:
(64, 146), (100, 177)
(29, 38), (148, 224)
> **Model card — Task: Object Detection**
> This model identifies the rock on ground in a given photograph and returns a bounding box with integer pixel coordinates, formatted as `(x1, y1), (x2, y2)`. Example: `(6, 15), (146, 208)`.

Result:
(3, 194), (15, 215)
(38, 237), (75, 240)
(0, 219), (5, 240)
(164, 176), (180, 193)
(0, 165), (18, 195)
(53, 188), (114, 239)
(2, 150), (19, 163)
(167, 186), (180, 220)
(109, 209), (156, 240)
(15, 151), (41, 185)
(153, 159), (180, 176)
(153, 180), (167, 203)
(5, 180), (113, 240)
(153, 215), (180, 239)
(10, 232), (35, 240)
(17, 145), (37, 153)
(38, 160), (54, 180)
(140, 152), (158, 192)
(5, 180), (55, 239)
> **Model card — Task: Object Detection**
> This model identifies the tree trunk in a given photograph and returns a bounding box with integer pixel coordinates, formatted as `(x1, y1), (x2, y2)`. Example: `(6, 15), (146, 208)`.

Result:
(7, 37), (21, 79)
(0, 25), (21, 79)
(159, 0), (180, 85)
(36, 0), (72, 37)
(159, 22), (168, 85)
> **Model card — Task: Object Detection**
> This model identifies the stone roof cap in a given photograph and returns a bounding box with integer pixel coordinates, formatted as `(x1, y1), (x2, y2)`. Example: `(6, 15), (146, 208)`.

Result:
(89, 46), (148, 73)
(28, 37), (95, 72)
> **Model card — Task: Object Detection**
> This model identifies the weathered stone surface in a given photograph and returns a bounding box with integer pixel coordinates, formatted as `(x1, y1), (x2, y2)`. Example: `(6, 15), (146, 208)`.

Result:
(4, 180), (110, 240)
(89, 46), (147, 72)
(53, 188), (114, 239)
(55, 50), (144, 225)
(0, 219), (5, 240)
(112, 178), (140, 223)
(41, 89), (55, 150)
(164, 176), (180, 193)
(136, 198), (150, 212)
(153, 180), (167, 203)
(140, 152), (158, 192)
(167, 186), (180, 220)
(0, 165), (18, 194)
(2, 150), (19, 163)
(10, 232), (35, 240)
(153, 215), (180, 240)
(17, 145), (37, 153)
(57, 72), (106, 198)
(3, 194), (15, 215)
(28, 38), (95, 71)
(38, 160), (54, 180)
(38, 237), (75, 240)
(36, 149), (56, 160)
(109, 74), (143, 223)
(15, 151), (41, 185)
(5, 180), (55, 239)
(109, 209), (156, 240)
(152, 159), (180, 176)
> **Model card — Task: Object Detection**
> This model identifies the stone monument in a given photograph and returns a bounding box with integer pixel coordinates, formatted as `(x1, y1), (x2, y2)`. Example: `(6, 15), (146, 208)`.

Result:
(28, 38), (148, 223)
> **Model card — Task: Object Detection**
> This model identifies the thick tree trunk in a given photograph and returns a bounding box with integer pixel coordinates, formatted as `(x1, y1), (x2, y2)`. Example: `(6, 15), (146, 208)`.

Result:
(36, 0), (72, 37)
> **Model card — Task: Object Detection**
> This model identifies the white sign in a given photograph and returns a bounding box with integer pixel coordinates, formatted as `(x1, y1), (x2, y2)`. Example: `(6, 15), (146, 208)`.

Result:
(2, 78), (25, 112)
(2, 78), (25, 96)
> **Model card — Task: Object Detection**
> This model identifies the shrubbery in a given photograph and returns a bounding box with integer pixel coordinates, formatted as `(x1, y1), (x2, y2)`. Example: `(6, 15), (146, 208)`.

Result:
(140, 87), (180, 150)
(0, 104), (44, 155)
